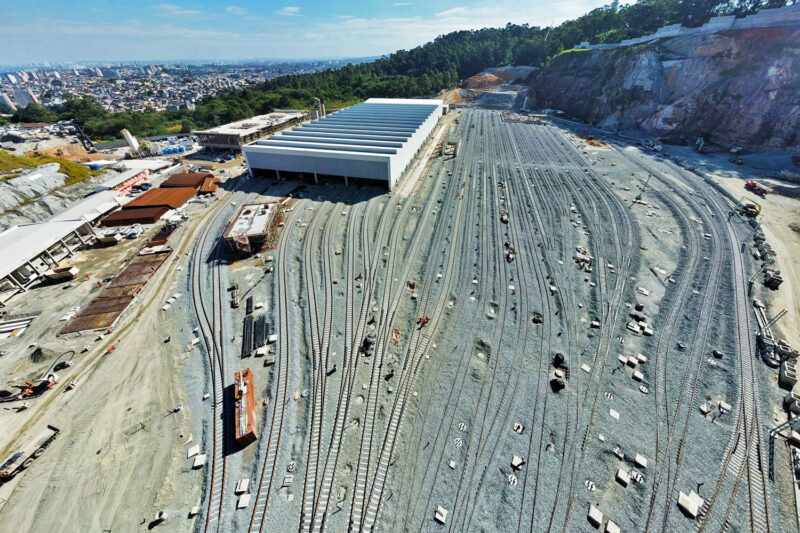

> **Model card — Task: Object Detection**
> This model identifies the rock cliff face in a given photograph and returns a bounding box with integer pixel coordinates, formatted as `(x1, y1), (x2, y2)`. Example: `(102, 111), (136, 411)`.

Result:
(529, 26), (800, 150)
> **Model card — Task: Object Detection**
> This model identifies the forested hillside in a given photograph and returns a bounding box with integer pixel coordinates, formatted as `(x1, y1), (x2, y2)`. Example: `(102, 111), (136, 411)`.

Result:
(12, 0), (790, 139)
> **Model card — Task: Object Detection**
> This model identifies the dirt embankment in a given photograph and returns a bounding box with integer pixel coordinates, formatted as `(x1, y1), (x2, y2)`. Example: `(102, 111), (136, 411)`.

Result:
(529, 26), (800, 151)
(463, 72), (503, 90)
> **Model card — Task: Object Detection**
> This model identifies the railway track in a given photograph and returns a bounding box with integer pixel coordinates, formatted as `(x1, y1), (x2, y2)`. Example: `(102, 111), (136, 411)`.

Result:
(403, 111), (498, 531)
(309, 203), (365, 531)
(300, 204), (336, 533)
(534, 124), (639, 532)
(190, 204), (230, 533)
(505, 121), (578, 533)
(231, 111), (775, 533)
(609, 149), (727, 532)
(247, 211), (295, 533)
(358, 136), (473, 531)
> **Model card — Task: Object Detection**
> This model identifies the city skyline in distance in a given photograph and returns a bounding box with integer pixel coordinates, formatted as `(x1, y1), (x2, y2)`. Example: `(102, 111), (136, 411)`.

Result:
(4, 0), (612, 66)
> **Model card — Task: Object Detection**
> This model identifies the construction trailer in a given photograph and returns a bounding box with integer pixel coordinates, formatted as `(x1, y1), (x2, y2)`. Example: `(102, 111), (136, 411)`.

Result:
(243, 98), (447, 190)
(234, 369), (257, 447)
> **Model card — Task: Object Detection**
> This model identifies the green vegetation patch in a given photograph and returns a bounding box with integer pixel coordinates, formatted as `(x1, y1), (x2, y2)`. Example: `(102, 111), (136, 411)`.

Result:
(0, 149), (98, 185)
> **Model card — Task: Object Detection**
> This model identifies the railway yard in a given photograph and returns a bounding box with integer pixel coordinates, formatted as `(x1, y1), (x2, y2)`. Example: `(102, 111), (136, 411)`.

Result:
(1, 106), (800, 533)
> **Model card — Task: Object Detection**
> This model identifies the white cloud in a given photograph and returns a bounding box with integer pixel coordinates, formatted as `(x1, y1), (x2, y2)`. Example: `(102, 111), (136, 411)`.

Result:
(435, 7), (469, 17)
(156, 3), (202, 17)
(3, 1), (613, 64)
(276, 6), (301, 16)
(226, 5), (247, 16)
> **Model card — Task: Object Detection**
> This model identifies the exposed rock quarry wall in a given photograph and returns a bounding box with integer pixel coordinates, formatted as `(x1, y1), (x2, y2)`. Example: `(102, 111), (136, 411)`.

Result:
(530, 25), (800, 150)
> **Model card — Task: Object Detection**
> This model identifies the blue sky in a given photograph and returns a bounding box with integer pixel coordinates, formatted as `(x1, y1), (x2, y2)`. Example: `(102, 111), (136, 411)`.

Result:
(3, 1), (612, 65)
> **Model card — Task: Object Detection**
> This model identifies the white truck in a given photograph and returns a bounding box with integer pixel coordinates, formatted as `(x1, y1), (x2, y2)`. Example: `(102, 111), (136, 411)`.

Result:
(0, 425), (59, 480)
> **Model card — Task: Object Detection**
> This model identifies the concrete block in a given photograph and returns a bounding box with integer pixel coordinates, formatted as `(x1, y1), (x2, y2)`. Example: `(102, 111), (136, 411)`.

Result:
(634, 453), (648, 469)
(616, 468), (630, 487)
(588, 504), (603, 528)
(678, 490), (704, 519)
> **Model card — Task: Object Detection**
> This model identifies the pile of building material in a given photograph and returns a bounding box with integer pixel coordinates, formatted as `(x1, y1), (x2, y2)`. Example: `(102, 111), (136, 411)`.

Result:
(574, 246), (594, 272)
(763, 268), (784, 290)
(42, 265), (78, 284)
(0, 313), (38, 339)
(60, 247), (171, 334)
(241, 296), (273, 361)
(626, 303), (654, 336)
(752, 231), (776, 265)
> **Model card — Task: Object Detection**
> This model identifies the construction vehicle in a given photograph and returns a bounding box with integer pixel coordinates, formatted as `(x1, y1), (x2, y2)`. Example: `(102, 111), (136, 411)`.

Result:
(745, 180), (768, 198)
(14, 374), (57, 399)
(739, 199), (762, 218)
(0, 425), (60, 480)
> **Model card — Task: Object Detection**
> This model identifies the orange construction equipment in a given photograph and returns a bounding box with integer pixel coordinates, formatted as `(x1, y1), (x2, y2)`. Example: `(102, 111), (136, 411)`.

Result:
(234, 368), (257, 447)
(745, 180), (767, 198)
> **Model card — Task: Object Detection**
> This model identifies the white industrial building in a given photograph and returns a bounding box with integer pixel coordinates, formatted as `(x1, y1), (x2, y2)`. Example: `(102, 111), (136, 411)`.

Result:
(243, 98), (446, 190)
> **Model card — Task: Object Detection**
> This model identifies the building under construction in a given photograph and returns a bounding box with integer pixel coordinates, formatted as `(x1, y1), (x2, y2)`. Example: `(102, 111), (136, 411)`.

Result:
(223, 203), (276, 255)
(194, 111), (307, 151)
